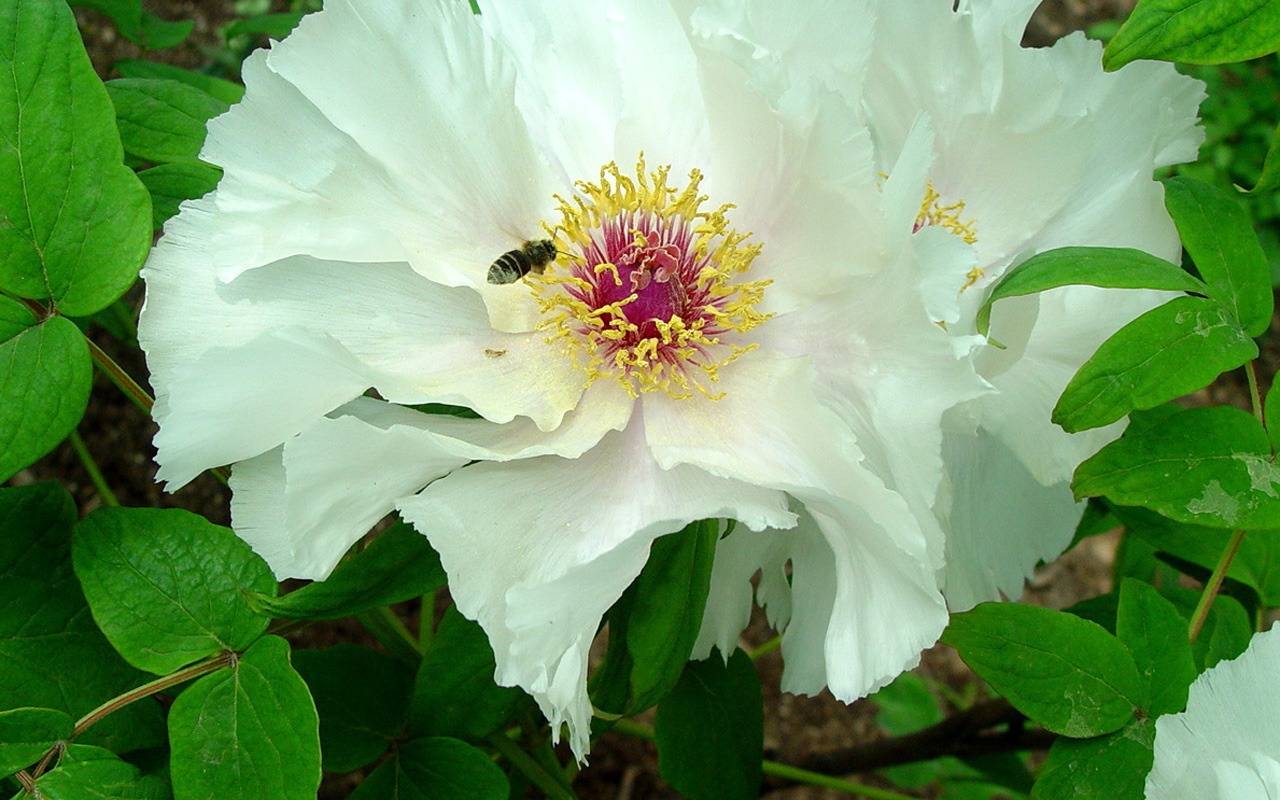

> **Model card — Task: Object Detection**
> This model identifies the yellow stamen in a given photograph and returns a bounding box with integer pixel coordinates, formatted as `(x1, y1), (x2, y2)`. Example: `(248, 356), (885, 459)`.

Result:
(529, 156), (771, 401)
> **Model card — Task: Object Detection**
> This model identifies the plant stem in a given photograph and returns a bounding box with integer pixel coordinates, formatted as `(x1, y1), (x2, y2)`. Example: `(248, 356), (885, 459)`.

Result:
(612, 719), (916, 800)
(73, 655), (231, 737)
(14, 770), (36, 794)
(86, 337), (152, 415)
(749, 635), (781, 661)
(356, 607), (423, 667)
(418, 589), (436, 652)
(266, 618), (312, 639)
(762, 761), (920, 800)
(68, 430), (119, 506)
(31, 653), (233, 778)
(487, 733), (579, 800)
(84, 339), (232, 487)
(1188, 527), (1247, 642)
(108, 298), (139, 344)
(1246, 360), (1264, 425)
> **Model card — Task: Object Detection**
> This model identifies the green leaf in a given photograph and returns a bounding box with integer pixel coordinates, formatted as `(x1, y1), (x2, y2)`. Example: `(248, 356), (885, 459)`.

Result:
(69, 0), (193, 49)
(408, 607), (528, 741)
(976, 247), (1205, 336)
(138, 162), (222, 229)
(112, 60), (244, 105)
(654, 650), (763, 800)
(1074, 406), (1280, 529)
(1115, 580), (1195, 716)
(1052, 296), (1257, 432)
(1195, 593), (1252, 670)
(1163, 176), (1273, 336)
(872, 672), (943, 734)
(0, 295), (33, 339)
(941, 603), (1144, 737)
(347, 737), (508, 800)
(73, 507), (276, 675)
(0, 707), (73, 778)
(1032, 718), (1154, 800)
(591, 520), (718, 715)
(223, 12), (305, 39)
(106, 79), (228, 165)
(1266, 379), (1280, 452)
(0, 484), (164, 754)
(168, 636), (320, 800)
(626, 520), (719, 711)
(1068, 500), (1121, 551)
(871, 673), (947, 789)
(1242, 120), (1280, 195)
(0, 313), (91, 482)
(1065, 591), (1121, 634)
(1114, 522), (1185, 586)
(1104, 0), (1280, 69)
(293, 645), (412, 773)
(0, 0), (151, 315)
(1116, 505), (1280, 607)
(33, 745), (169, 799)
(246, 522), (445, 621)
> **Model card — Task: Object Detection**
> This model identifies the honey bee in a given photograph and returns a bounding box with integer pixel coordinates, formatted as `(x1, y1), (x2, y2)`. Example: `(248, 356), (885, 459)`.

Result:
(487, 239), (558, 285)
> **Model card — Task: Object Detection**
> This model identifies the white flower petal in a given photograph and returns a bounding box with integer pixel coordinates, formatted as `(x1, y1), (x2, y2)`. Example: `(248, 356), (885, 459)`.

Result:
(336, 379), (634, 463)
(761, 257), (991, 572)
(977, 285), (1168, 485)
(880, 112), (935, 236)
(938, 425), (1083, 610)
(691, 521), (789, 661)
(152, 330), (373, 489)
(689, 0), (874, 104)
(142, 250), (587, 436)
(396, 420), (794, 759)
(643, 352), (860, 499)
(254, 0), (559, 293)
(764, 503), (948, 700)
(195, 0), (560, 317)
(230, 408), (470, 580)
(1146, 627), (1280, 799)
(479, 0), (709, 181)
(644, 354), (951, 699)
(693, 497), (951, 703)
(695, 68), (886, 309)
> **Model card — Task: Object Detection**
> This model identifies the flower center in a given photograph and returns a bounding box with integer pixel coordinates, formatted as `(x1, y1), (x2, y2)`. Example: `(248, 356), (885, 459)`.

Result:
(915, 182), (983, 292)
(531, 158), (770, 400)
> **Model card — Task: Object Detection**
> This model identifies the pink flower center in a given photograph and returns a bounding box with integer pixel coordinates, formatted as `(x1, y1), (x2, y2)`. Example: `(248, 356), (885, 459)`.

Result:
(532, 159), (770, 400)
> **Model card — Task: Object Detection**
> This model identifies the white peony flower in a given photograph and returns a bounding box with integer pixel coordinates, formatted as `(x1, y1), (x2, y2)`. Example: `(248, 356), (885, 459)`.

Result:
(680, 0), (1198, 680)
(141, 0), (988, 756)
(871, 0), (1204, 611)
(1145, 626), (1280, 799)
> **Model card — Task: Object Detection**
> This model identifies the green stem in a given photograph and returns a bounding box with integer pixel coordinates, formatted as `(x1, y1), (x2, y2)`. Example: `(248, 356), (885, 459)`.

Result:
(762, 761), (920, 800)
(108, 298), (139, 344)
(1246, 361), (1264, 426)
(612, 720), (912, 800)
(31, 652), (233, 778)
(529, 728), (573, 791)
(356, 607), (423, 667)
(85, 338), (231, 486)
(1188, 527), (1247, 643)
(487, 733), (578, 800)
(418, 589), (436, 652)
(68, 430), (119, 506)
(267, 618), (312, 639)
(749, 635), (781, 661)
(86, 337), (152, 415)
(14, 770), (36, 795)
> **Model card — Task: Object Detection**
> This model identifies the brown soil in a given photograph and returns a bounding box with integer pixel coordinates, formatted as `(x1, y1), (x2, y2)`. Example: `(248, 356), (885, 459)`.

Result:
(17, 2), (1203, 799)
